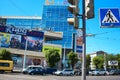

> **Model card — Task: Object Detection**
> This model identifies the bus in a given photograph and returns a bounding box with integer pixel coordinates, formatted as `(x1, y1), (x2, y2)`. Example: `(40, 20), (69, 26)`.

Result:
(0, 60), (13, 73)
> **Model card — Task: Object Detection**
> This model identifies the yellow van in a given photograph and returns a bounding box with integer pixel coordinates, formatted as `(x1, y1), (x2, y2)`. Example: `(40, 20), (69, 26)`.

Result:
(0, 60), (13, 73)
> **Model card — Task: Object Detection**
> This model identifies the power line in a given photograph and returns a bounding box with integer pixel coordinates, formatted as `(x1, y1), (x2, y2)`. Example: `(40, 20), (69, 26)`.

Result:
(9, 0), (29, 15)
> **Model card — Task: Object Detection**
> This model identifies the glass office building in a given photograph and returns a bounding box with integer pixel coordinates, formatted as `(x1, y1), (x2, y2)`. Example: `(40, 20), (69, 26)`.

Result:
(42, 5), (76, 49)
(0, 16), (42, 29)
(0, 3), (77, 50)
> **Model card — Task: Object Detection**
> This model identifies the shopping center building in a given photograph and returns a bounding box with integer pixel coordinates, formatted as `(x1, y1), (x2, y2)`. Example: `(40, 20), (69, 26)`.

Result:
(0, 0), (78, 69)
(0, 24), (63, 69)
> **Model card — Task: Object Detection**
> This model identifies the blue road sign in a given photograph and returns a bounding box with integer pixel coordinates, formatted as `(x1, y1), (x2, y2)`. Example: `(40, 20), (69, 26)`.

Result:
(100, 8), (120, 28)
(76, 46), (82, 53)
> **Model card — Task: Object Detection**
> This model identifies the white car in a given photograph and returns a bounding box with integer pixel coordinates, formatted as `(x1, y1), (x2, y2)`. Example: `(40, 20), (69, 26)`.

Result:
(92, 69), (106, 76)
(54, 69), (74, 76)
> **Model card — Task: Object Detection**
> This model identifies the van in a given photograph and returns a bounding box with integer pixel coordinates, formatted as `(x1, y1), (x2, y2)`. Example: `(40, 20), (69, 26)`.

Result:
(0, 60), (13, 73)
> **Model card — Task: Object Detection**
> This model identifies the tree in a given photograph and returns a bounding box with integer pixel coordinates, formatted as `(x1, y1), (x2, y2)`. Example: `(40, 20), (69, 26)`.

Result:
(106, 54), (116, 69)
(0, 49), (12, 60)
(86, 54), (91, 69)
(106, 54), (116, 61)
(45, 48), (60, 68)
(67, 51), (78, 69)
(115, 54), (120, 69)
(93, 56), (104, 69)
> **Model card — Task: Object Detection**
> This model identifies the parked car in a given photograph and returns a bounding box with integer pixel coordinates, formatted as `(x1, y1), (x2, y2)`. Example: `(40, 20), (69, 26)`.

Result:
(54, 69), (74, 76)
(88, 70), (94, 75)
(107, 69), (119, 75)
(28, 67), (46, 75)
(22, 65), (43, 74)
(91, 69), (106, 76)
(45, 68), (57, 74)
(74, 69), (81, 76)
(118, 70), (120, 74)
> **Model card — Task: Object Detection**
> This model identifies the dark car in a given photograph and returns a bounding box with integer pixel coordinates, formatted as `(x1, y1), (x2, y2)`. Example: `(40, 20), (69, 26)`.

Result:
(28, 67), (46, 75)
(45, 68), (57, 74)
(118, 70), (120, 74)
(22, 65), (43, 74)
(107, 69), (120, 75)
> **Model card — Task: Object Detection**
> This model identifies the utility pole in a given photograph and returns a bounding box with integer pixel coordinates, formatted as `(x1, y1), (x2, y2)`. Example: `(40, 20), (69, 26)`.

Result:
(23, 38), (28, 70)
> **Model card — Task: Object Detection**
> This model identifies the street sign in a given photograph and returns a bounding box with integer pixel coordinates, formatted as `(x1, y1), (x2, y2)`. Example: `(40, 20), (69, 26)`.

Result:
(100, 8), (120, 28)
(76, 29), (83, 58)
(108, 60), (118, 66)
(76, 29), (83, 53)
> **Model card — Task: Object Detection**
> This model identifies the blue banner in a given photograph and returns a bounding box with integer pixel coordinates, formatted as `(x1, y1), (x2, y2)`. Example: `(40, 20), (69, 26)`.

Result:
(0, 25), (44, 37)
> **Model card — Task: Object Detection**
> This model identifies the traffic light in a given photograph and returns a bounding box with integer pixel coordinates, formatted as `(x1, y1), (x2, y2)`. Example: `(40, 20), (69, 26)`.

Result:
(67, 0), (79, 29)
(67, 17), (79, 29)
(85, 0), (94, 19)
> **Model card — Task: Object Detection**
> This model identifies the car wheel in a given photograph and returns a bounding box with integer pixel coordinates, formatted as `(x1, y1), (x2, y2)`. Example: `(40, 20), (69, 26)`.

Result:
(70, 73), (73, 76)
(42, 73), (46, 76)
(30, 73), (34, 75)
(0, 70), (5, 74)
(60, 73), (63, 76)
(23, 72), (26, 74)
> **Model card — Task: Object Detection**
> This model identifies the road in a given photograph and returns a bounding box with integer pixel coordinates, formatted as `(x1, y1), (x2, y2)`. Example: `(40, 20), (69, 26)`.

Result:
(0, 73), (120, 80)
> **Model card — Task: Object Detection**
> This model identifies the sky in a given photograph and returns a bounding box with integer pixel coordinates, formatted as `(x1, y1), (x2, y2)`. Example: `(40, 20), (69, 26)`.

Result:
(0, 0), (120, 54)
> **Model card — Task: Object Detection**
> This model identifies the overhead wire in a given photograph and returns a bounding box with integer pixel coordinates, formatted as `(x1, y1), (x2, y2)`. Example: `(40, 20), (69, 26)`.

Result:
(8, 0), (29, 15)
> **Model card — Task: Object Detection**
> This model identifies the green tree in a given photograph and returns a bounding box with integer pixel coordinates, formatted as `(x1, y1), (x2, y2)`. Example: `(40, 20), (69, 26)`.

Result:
(106, 54), (116, 61)
(67, 51), (78, 69)
(86, 54), (91, 69)
(45, 48), (60, 68)
(106, 54), (116, 69)
(0, 49), (12, 60)
(93, 56), (104, 69)
(115, 54), (120, 69)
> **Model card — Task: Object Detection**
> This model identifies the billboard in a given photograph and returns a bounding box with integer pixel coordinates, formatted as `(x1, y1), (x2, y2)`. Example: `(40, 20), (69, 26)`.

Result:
(108, 60), (118, 66)
(10, 34), (21, 48)
(42, 45), (62, 55)
(0, 32), (10, 48)
(0, 25), (44, 52)
(21, 36), (43, 51)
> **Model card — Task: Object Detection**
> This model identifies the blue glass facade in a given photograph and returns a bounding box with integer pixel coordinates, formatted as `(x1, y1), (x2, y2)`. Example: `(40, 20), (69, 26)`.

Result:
(0, 17), (42, 29)
(42, 5), (76, 49)
(0, 4), (76, 49)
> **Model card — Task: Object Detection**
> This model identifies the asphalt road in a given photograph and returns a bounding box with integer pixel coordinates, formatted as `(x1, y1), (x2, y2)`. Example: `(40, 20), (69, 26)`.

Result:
(0, 73), (120, 80)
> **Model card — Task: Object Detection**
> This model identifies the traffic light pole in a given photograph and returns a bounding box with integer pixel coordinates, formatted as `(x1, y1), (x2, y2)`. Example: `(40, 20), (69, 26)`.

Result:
(68, 0), (94, 80)
(82, 0), (86, 80)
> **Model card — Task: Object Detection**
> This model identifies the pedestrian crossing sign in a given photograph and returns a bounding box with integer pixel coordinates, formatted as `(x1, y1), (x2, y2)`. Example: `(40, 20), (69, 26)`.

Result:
(100, 8), (120, 28)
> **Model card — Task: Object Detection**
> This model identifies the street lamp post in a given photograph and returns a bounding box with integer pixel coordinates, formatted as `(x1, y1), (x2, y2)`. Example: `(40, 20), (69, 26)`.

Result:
(23, 38), (28, 69)
(62, 43), (66, 69)
(0, 37), (1, 49)
(104, 53), (107, 71)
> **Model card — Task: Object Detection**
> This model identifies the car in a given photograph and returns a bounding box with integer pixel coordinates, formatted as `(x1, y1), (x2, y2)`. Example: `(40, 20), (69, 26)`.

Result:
(88, 70), (94, 75)
(118, 70), (120, 74)
(28, 67), (46, 75)
(22, 65), (43, 74)
(54, 69), (74, 76)
(107, 69), (119, 75)
(74, 69), (81, 76)
(91, 69), (106, 76)
(45, 68), (57, 74)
